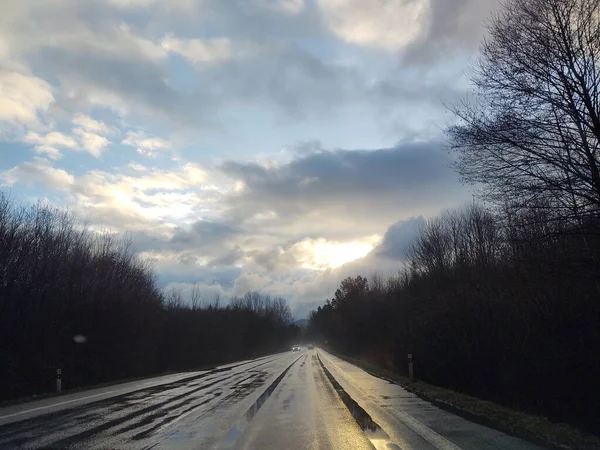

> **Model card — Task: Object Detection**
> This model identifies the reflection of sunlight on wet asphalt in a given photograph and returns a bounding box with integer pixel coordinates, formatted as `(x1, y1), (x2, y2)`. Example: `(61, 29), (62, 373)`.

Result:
(0, 350), (544, 449)
(212, 354), (302, 449)
(317, 354), (401, 450)
(213, 349), (401, 450)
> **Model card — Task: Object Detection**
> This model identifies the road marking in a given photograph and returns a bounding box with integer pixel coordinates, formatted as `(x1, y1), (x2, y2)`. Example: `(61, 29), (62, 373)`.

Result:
(387, 408), (463, 450)
(320, 351), (462, 450)
(0, 391), (117, 420)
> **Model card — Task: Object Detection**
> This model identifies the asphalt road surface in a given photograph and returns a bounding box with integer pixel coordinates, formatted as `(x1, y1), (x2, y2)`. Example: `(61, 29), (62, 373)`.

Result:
(0, 349), (544, 449)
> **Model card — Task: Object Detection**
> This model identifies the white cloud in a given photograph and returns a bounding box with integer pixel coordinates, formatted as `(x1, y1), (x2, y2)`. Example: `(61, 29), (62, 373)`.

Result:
(72, 114), (113, 135)
(24, 131), (78, 149)
(161, 34), (234, 65)
(317, 0), (429, 50)
(128, 162), (149, 172)
(24, 127), (110, 159)
(24, 131), (78, 159)
(70, 165), (213, 228)
(34, 145), (63, 159)
(122, 130), (172, 157)
(3, 156), (213, 227)
(0, 157), (74, 191)
(72, 128), (110, 158)
(0, 69), (54, 128)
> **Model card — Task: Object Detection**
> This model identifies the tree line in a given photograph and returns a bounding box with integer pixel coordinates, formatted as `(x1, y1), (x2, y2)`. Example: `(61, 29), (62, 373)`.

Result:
(309, 0), (600, 433)
(0, 193), (297, 401)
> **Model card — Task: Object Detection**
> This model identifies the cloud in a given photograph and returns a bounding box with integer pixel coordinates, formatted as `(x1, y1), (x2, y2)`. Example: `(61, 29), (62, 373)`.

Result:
(24, 124), (110, 159)
(72, 113), (114, 135)
(0, 2), (207, 125)
(0, 142), (467, 317)
(374, 216), (425, 260)
(24, 131), (78, 159)
(124, 141), (467, 314)
(0, 157), (74, 191)
(401, 0), (500, 65)
(72, 129), (110, 157)
(0, 69), (54, 129)
(161, 35), (236, 65)
(256, 0), (305, 15)
(122, 130), (172, 157)
(220, 140), (468, 239)
(169, 219), (242, 256)
(317, 0), (429, 51)
(178, 43), (362, 120)
(0, 157), (213, 230)
(68, 164), (211, 228)
(0, 0), (480, 139)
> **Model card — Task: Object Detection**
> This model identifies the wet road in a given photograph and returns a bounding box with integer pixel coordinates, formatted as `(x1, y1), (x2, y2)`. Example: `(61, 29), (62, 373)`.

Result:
(0, 350), (544, 449)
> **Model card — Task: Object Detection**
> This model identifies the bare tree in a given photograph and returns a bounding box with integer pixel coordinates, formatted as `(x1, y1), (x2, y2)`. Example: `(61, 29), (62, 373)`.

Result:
(449, 0), (600, 225)
(190, 283), (202, 310)
(209, 293), (221, 310)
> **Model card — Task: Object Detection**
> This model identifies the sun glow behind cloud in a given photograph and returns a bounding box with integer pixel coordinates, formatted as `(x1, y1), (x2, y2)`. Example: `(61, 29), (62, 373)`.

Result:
(295, 236), (380, 270)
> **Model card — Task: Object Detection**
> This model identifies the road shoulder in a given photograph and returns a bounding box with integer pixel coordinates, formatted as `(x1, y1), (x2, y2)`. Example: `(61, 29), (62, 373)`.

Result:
(328, 351), (600, 450)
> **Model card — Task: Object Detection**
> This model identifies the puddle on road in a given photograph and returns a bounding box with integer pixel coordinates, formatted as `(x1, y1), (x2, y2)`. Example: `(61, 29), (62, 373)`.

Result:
(317, 355), (401, 450)
(212, 355), (303, 449)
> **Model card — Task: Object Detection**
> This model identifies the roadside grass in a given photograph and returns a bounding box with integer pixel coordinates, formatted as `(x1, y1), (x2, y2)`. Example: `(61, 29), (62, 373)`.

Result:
(331, 352), (600, 450)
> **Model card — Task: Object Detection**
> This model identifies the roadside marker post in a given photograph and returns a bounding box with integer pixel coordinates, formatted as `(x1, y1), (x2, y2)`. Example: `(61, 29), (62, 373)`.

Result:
(408, 354), (414, 380)
(56, 368), (62, 393)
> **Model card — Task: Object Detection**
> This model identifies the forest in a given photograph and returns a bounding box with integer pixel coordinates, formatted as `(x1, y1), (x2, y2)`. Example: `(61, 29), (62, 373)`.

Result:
(309, 0), (600, 433)
(0, 193), (297, 401)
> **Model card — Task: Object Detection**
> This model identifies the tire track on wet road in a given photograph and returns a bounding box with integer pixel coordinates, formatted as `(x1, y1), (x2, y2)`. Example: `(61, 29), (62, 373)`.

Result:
(0, 353), (295, 449)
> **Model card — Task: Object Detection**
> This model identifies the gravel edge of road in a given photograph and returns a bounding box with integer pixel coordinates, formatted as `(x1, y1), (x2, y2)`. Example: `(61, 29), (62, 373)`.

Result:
(329, 352), (600, 450)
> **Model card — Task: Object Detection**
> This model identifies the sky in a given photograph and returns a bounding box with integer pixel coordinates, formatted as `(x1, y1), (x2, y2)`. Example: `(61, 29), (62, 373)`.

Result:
(0, 0), (498, 318)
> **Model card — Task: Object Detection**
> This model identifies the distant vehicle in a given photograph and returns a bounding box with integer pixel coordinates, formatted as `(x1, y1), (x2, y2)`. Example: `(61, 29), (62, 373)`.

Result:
(307, 344), (314, 349)
(292, 345), (301, 352)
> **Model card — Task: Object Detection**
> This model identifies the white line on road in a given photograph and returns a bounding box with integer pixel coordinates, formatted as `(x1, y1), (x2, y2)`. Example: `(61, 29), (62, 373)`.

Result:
(0, 391), (117, 420)
(319, 351), (463, 450)
(387, 408), (463, 450)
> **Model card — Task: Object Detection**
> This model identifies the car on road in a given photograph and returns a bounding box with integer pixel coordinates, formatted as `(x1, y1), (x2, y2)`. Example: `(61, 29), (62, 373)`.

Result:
(307, 344), (314, 349)
(292, 345), (301, 352)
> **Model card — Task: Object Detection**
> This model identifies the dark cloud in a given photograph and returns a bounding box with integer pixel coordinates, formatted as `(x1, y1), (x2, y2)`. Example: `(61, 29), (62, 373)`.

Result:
(247, 246), (300, 272)
(221, 141), (467, 238)
(374, 216), (425, 260)
(189, 44), (362, 120)
(207, 246), (245, 267)
(171, 219), (240, 248)
(157, 0), (328, 43)
(38, 48), (213, 127)
(402, 0), (500, 65)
